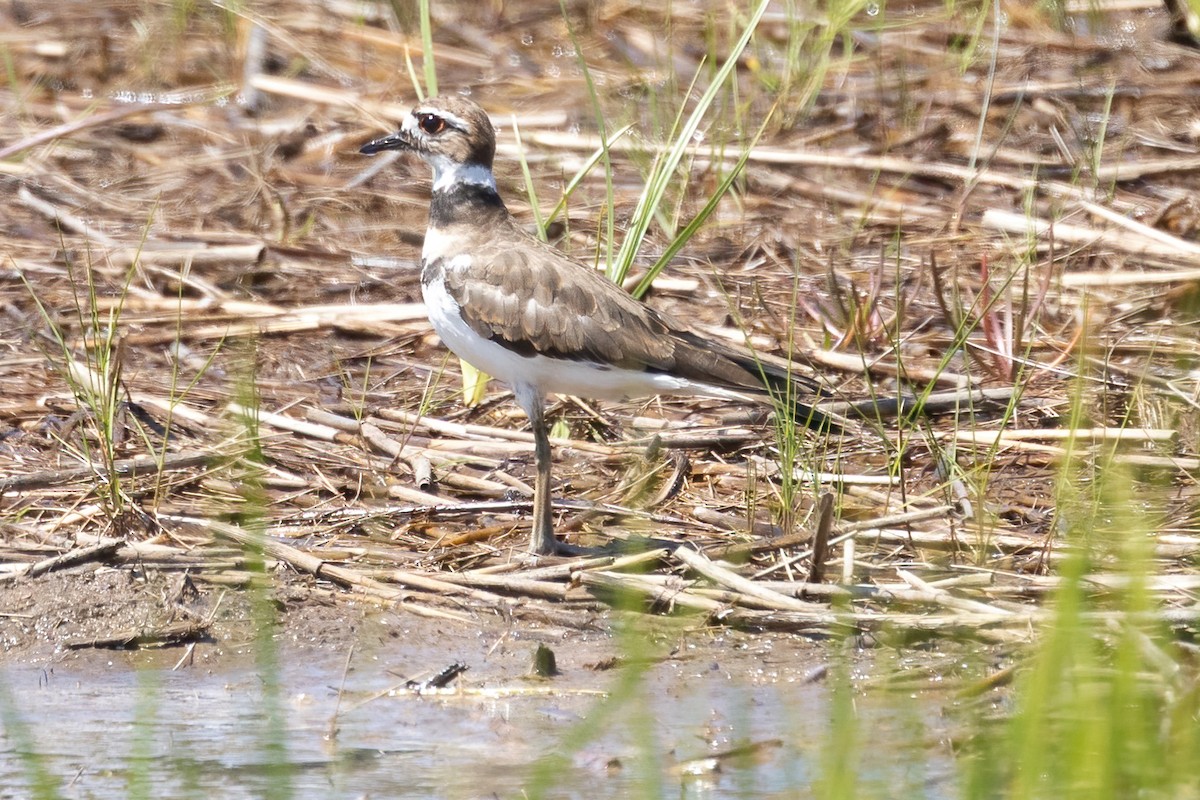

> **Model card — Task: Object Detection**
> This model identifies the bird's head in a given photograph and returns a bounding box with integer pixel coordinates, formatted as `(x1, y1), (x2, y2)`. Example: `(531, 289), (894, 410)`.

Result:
(360, 95), (496, 191)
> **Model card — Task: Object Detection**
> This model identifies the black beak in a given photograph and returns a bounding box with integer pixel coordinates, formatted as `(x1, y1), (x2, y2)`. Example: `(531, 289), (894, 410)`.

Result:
(359, 130), (411, 155)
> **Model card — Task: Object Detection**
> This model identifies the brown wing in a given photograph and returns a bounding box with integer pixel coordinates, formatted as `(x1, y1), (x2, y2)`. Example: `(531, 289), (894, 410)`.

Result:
(444, 235), (675, 369)
(443, 226), (821, 396)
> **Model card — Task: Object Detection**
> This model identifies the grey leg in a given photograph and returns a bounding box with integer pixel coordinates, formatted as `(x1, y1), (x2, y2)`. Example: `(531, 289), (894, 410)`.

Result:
(515, 385), (556, 555)
(529, 403), (556, 555)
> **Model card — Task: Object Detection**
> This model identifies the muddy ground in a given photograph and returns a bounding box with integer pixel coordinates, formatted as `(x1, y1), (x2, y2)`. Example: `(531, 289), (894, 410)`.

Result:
(2, 0), (1199, 680)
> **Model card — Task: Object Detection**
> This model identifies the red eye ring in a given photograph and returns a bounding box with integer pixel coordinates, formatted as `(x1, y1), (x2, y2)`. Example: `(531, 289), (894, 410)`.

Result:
(417, 113), (446, 134)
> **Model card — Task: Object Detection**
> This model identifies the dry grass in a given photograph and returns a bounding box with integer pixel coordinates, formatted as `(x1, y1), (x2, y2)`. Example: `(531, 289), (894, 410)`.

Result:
(1, 0), (1198, 641)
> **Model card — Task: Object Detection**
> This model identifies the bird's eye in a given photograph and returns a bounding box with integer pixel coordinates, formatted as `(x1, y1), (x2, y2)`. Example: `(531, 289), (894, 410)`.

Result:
(417, 113), (446, 134)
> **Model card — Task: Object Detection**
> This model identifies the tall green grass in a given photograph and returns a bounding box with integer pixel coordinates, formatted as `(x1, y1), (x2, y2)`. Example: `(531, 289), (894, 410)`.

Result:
(228, 342), (296, 800)
(0, 683), (61, 799)
(959, 469), (1199, 799)
(21, 244), (141, 520)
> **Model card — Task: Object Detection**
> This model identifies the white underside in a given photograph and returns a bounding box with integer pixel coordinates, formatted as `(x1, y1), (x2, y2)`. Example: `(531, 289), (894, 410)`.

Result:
(422, 262), (748, 407)
(420, 226), (457, 263)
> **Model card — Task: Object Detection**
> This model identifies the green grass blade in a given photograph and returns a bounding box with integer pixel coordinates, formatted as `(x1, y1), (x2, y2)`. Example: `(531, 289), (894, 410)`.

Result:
(543, 122), (635, 231)
(559, 0), (617, 268)
(417, 0), (436, 97)
(609, 0), (773, 286)
(511, 115), (547, 241)
(631, 107), (774, 299)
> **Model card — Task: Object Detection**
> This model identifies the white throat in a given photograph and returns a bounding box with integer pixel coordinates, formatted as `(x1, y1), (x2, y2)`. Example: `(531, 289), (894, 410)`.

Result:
(430, 157), (497, 193)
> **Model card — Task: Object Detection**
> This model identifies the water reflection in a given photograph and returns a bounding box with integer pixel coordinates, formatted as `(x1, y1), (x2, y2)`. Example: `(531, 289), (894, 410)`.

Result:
(0, 650), (952, 798)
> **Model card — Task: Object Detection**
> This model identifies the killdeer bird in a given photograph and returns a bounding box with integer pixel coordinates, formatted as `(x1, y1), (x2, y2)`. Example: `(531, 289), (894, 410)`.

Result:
(361, 95), (834, 555)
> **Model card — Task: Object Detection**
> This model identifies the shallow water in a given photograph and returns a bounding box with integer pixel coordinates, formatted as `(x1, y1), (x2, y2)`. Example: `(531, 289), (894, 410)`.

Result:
(0, 644), (956, 799)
